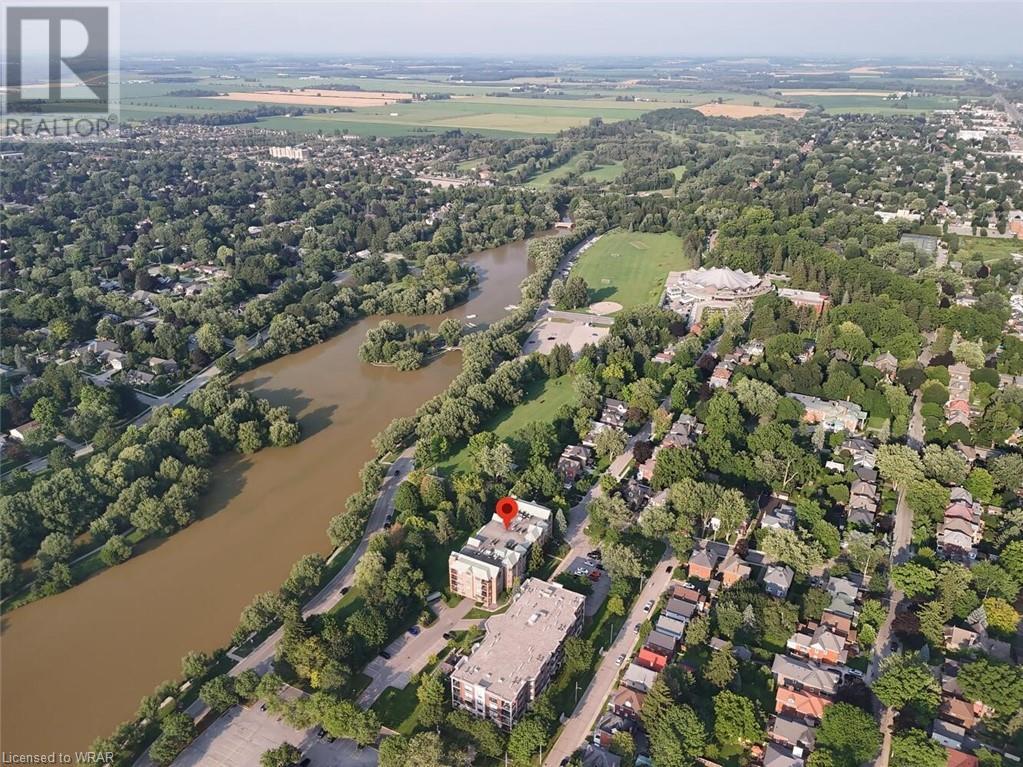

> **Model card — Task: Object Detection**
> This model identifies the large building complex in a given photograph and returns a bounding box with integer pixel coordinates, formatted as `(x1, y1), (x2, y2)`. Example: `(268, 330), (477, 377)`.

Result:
(448, 499), (552, 608)
(663, 267), (773, 326)
(450, 579), (585, 729)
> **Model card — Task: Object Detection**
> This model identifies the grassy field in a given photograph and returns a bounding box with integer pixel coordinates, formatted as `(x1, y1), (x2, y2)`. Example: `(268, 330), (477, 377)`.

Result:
(955, 235), (1023, 263)
(792, 93), (959, 114)
(570, 230), (689, 308)
(437, 374), (578, 474)
(582, 162), (625, 184)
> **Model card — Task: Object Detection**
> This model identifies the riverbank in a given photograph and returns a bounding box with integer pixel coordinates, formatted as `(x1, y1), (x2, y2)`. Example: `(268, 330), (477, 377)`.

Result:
(0, 237), (547, 756)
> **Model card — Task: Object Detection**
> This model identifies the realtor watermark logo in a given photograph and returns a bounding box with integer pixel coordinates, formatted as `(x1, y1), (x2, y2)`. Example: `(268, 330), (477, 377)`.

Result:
(2, 1), (119, 139)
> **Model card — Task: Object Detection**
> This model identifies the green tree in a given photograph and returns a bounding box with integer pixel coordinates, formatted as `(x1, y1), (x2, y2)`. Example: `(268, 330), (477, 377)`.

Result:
(712, 690), (761, 747)
(416, 673), (446, 727)
(815, 703), (881, 767)
(982, 596), (1019, 636)
(891, 729), (947, 767)
(148, 712), (196, 766)
(965, 468), (995, 504)
(99, 534), (132, 566)
(507, 717), (548, 766)
(704, 646), (738, 688)
(260, 744), (301, 767)
(890, 562), (938, 598)
(648, 704), (707, 767)
(200, 675), (240, 713)
(873, 653), (940, 716)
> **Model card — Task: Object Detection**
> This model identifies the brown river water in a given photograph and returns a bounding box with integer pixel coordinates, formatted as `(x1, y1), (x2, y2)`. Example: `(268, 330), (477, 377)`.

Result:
(0, 237), (543, 755)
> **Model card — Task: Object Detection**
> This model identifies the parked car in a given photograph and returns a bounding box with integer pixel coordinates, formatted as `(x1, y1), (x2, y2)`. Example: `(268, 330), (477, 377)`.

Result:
(409, 625), (421, 636)
(442, 632), (453, 640)
(316, 728), (326, 739)
(665, 565), (673, 573)
(379, 650), (391, 659)
(340, 586), (350, 595)
(615, 653), (626, 666)
(643, 600), (654, 613)
(633, 623), (641, 633)
(588, 549), (602, 560)
(588, 570), (601, 582)
(299, 759), (311, 767)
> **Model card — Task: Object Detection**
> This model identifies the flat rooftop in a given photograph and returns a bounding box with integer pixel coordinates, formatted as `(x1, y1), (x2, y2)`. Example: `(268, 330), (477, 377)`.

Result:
(452, 578), (584, 701)
(455, 500), (551, 572)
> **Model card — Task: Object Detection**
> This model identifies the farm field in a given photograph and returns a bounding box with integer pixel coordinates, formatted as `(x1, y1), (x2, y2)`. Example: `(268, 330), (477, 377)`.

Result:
(437, 374), (578, 474)
(569, 230), (689, 309)
(694, 103), (807, 119)
(956, 235), (1023, 263)
(791, 93), (960, 114)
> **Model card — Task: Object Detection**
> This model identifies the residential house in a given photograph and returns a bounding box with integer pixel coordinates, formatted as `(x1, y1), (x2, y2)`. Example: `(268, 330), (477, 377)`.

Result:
(771, 654), (842, 697)
(8, 420), (41, 442)
(636, 647), (669, 672)
(788, 393), (867, 433)
(719, 550), (752, 587)
(655, 615), (687, 639)
(938, 489), (983, 561)
(787, 624), (848, 665)
(663, 597), (698, 624)
(644, 630), (678, 658)
(688, 544), (721, 581)
(946, 363), (973, 426)
(769, 716), (816, 751)
(775, 685), (829, 722)
(931, 720), (967, 750)
(622, 479), (654, 512)
(558, 445), (593, 485)
(592, 713), (632, 750)
(945, 749), (979, 767)
(579, 745), (622, 767)
(147, 356), (179, 374)
(600, 398), (629, 428)
(763, 565), (795, 599)
(611, 686), (646, 721)
(709, 359), (735, 389)
(943, 626), (979, 652)
(761, 497), (797, 531)
(871, 351), (899, 380)
(763, 743), (806, 767)
(622, 662), (659, 694)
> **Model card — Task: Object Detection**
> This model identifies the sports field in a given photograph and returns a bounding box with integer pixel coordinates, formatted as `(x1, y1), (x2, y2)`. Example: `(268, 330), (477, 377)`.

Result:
(569, 230), (690, 309)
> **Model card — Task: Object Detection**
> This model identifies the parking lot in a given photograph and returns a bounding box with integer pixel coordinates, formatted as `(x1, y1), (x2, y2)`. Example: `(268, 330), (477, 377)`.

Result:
(522, 314), (611, 356)
(172, 704), (378, 767)
(561, 555), (611, 618)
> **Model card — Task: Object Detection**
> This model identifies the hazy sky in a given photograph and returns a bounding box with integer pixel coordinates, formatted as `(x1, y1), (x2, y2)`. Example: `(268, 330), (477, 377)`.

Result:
(118, 1), (1021, 59)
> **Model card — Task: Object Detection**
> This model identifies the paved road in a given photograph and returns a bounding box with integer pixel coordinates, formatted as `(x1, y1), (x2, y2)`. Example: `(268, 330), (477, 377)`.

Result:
(554, 423), (653, 580)
(357, 598), (475, 709)
(544, 547), (678, 767)
(228, 447), (417, 679)
(869, 375), (926, 767)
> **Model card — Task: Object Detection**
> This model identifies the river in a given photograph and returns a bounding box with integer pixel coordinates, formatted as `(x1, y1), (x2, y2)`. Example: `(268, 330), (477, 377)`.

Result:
(0, 236), (544, 755)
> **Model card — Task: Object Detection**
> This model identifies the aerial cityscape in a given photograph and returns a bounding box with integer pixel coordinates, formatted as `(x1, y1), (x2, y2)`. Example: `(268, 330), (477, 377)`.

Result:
(1, 2), (1022, 767)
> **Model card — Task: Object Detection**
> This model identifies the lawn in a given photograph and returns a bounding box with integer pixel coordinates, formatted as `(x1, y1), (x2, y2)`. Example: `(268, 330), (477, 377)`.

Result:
(955, 235), (1022, 263)
(569, 229), (690, 309)
(437, 374), (578, 474)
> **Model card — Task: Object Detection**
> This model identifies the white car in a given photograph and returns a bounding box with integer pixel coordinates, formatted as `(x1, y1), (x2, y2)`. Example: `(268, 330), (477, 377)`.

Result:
(615, 653), (626, 666)
(643, 600), (654, 613)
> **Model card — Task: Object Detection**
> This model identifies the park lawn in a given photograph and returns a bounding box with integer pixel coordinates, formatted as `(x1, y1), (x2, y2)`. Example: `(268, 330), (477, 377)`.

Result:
(569, 229), (690, 309)
(956, 235), (1023, 263)
(437, 374), (578, 474)
(372, 680), (425, 735)
(582, 162), (625, 184)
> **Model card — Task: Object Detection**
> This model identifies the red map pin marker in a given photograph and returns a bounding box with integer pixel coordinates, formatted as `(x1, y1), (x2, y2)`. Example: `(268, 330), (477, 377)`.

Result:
(496, 497), (519, 530)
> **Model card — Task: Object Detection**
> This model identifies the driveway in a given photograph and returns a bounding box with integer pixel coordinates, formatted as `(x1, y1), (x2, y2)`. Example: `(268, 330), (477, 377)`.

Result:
(544, 547), (677, 767)
(357, 598), (475, 709)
